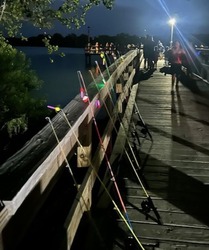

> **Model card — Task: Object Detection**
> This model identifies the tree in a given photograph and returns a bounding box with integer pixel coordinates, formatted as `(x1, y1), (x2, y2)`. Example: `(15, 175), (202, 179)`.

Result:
(0, 35), (49, 162)
(0, 0), (115, 162)
(0, 0), (114, 38)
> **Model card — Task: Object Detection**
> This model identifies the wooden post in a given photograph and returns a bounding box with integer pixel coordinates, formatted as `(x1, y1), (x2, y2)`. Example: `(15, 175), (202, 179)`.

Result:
(116, 83), (123, 93)
(77, 116), (92, 167)
(128, 65), (134, 73)
(123, 72), (129, 81)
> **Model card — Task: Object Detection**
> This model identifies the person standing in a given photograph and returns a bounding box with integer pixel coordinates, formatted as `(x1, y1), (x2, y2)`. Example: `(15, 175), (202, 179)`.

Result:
(147, 36), (155, 70)
(143, 35), (155, 70)
(143, 35), (150, 69)
(154, 45), (159, 69)
(157, 40), (165, 59)
(170, 41), (186, 91)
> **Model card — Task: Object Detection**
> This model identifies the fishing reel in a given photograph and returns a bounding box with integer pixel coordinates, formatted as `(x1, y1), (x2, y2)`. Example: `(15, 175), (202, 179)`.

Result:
(141, 199), (151, 214)
(124, 236), (143, 250)
(140, 128), (147, 136)
(141, 197), (162, 225)
(0, 200), (5, 211)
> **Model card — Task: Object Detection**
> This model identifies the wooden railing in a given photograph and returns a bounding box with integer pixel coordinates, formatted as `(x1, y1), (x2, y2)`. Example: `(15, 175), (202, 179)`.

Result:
(189, 48), (209, 84)
(0, 49), (143, 249)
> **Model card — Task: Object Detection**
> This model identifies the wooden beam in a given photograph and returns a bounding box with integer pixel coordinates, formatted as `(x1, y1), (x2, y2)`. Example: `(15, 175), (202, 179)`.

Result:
(77, 117), (92, 167)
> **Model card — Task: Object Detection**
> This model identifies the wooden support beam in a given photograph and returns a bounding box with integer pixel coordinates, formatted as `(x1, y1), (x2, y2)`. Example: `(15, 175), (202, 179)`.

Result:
(116, 83), (123, 93)
(110, 78), (138, 165)
(123, 72), (129, 80)
(77, 117), (92, 167)
(128, 65), (134, 72)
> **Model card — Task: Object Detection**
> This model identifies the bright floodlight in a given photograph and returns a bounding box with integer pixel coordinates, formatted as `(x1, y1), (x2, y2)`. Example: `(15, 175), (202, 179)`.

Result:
(169, 18), (176, 26)
(168, 18), (176, 48)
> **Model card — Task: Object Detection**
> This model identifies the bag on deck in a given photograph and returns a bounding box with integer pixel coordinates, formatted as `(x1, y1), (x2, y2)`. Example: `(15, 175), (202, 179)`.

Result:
(159, 65), (172, 75)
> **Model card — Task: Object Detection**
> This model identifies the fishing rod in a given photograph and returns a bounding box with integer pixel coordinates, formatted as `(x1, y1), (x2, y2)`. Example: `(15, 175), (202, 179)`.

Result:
(92, 63), (161, 225)
(77, 70), (134, 228)
(47, 105), (145, 250)
(100, 52), (111, 78)
(106, 58), (153, 176)
(105, 51), (153, 142)
(133, 102), (153, 141)
(94, 60), (142, 171)
(104, 62), (147, 174)
(89, 69), (141, 171)
(45, 115), (110, 248)
(100, 52), (152, 165)
(45, 115), (79, 190)
(98, 58), (150, 179)
(89, 69), (144, 192)
(95, 60), (107, 85)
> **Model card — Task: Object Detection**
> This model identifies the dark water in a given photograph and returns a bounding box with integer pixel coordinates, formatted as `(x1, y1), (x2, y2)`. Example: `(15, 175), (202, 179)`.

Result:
(17, 46), (97, 107)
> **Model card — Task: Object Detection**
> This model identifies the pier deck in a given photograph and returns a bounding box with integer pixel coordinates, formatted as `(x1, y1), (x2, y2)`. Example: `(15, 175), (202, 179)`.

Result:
(118, 60), (209, 249)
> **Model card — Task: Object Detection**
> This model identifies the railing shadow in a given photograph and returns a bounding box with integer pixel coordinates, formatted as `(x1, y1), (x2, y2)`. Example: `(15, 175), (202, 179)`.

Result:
(167, 166), (209, 225)
(180, 72), (209, 99)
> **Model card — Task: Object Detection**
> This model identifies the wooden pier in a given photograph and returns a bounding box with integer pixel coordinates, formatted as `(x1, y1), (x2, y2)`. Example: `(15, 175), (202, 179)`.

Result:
(1, 49), (209, 249)
(84, 42), (119, 65)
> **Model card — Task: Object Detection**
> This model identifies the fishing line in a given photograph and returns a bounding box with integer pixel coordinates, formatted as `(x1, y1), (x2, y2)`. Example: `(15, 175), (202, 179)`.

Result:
(47, 106), (145, 249)
(77, 70), (133, 229)
(94, 61), (141, 170)
(112, 51), (152, 141)
(134, 102), (153, 141)
(91, 62), (161, 224)
(104, 52), (153, 143)
(100, 52), (111, 78)
(95, 60), (107, 85)
(89, 69), (140, 170)
(46, 114), (109, 249)
(89, 68), (151, 198)
(45, 116), (79, 189)
(89, 69), (141, 170)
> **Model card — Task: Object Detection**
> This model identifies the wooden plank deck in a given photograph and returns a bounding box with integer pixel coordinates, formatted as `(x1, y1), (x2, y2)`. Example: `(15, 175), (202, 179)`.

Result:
(114, 59), (209, 249)
(71, 59), (209, 250)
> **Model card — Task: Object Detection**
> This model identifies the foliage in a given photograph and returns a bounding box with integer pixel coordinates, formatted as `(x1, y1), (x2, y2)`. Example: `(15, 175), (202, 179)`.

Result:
(0, 35), (47, 139)
(0, 0), (115, 162)
(0, 0), (115, 54)
(7, 32), (142, 52)
(0, 0), (114, 37)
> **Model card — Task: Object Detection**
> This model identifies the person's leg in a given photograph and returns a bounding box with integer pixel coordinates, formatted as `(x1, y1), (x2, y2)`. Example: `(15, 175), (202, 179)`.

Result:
(172, 74), (175, 90)
(147, 57), (151, 69)
(171, 64), (175, 92)
(144, 57), (147, 69)
(176, 65), (182, 85)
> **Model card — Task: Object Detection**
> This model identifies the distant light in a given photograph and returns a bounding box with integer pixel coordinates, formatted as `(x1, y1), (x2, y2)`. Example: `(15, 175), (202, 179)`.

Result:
(80, 87), (85, 98)
(95, 100), (101, 108)
(82, 95), (89, 103)
(47, 105), (61, 112)
(97, 82), (105, 89)
(169, 18), (176, 26)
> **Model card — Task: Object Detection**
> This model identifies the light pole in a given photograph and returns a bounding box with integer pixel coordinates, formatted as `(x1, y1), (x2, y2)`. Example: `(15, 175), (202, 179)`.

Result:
(87, 26), (90, 43)
(169, 18), (176, 48)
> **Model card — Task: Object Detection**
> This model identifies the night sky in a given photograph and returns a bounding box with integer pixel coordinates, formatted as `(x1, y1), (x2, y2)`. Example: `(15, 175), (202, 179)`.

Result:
(22, 0), (209, 40)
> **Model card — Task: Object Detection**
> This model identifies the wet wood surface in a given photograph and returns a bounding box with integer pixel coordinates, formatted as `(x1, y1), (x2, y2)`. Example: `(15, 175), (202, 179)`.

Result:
(114, 59), (209, 249)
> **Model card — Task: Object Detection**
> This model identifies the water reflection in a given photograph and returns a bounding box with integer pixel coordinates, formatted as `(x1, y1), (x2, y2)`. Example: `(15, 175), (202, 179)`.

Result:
(16, 47), (96, 107)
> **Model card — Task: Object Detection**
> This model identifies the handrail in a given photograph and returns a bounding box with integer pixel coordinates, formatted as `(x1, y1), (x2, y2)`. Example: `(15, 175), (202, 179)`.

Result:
(0, 49), (142, 249)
